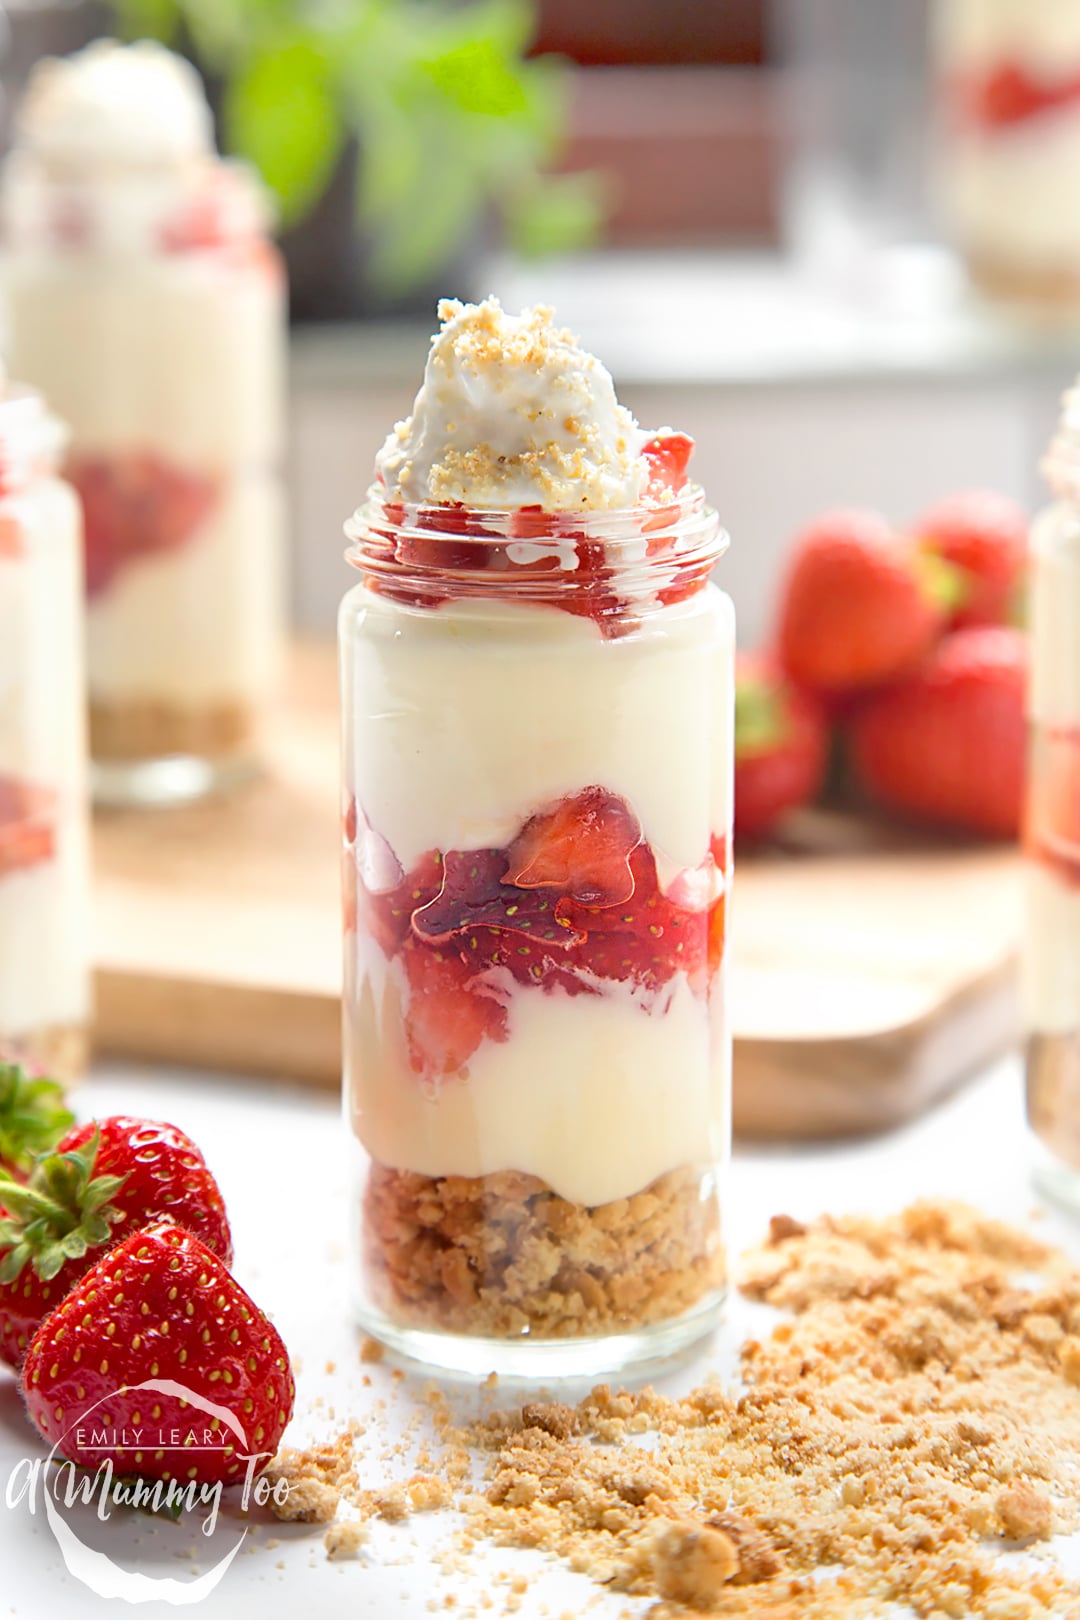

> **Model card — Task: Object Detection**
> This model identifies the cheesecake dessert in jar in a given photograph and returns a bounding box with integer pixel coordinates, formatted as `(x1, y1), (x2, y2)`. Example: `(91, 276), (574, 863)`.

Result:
(935, 0), (1080, 317)
(1024, 385), (1080, 1202)
(0, 383), (89, 1078)
(0, 40), (286, 805)
(340, 299), (733, 1376)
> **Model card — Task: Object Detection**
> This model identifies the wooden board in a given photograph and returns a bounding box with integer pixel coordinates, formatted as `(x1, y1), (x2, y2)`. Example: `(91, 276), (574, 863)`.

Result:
(92, 642), (1025, 1139)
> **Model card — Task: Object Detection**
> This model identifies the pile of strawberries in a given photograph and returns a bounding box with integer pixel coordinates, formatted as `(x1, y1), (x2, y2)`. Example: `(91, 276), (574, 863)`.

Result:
(735, 491), (1029, 842)
(0, 1060), (293, 1487)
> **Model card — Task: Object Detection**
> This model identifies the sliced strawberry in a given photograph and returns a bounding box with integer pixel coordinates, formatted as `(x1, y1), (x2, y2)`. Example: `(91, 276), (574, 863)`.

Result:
(0, 778), (55, 878)
(401, 939), (508, 1080)
(504, 787), (643, 907)
(960, 62), (1080, 129)
(413, 848), (583, 948)
(0, 516), (22, 557)
(361, 849), (444, 958)
(642, 432), (695, 496)
(69, 452), (219, 599)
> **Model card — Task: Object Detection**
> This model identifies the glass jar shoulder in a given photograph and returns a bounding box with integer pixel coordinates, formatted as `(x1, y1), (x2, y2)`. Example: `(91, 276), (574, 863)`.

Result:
(339, 577), (734, 655)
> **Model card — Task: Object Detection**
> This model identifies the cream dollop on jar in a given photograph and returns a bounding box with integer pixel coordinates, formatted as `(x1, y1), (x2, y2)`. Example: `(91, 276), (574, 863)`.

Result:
(0, 39), (287, 806)
(341, 298), (734, 1377)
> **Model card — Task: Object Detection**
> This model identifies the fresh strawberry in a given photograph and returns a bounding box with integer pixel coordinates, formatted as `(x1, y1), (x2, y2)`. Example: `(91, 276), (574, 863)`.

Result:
(0, 1117), (232, 1368)
(0, 777), (55, 877)
(401, 940), (508, 1080)
(734, 654), (828, 840)
(914, 490), (1028, 630)
(504, 786), (643, 907)
(850, 627), (1027, 839)
(0, 1062), (73, 1177)
(777, 509), (957, 694)
(642, 431), (695, 496)
(69, 452), (219, 599)
(21, 1220), (293, 1487)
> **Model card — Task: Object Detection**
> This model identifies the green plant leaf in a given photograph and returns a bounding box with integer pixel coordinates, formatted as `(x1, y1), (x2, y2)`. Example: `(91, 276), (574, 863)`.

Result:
(112, 0), (182, 44)
(224, 39), (344, 227)
(420, 37), (528, 119)
(503, 170), (606, 259)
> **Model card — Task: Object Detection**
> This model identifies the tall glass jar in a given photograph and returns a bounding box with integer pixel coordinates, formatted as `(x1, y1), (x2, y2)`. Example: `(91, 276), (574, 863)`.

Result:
(0, 42), (286, 805)
(0, 384), (89, 1077)
(1024, 392), (1080, 1198)
(340, 489), (733, 1376)
(933, 0), (1080, 319)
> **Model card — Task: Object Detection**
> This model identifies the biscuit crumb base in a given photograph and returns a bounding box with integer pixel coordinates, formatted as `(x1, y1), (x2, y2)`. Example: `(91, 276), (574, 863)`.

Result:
(362, 1162), (725, 1338)
(274, 1200), (1080, 1615)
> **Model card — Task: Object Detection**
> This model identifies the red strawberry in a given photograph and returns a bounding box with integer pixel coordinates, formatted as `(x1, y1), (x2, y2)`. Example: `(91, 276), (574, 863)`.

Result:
(0, 515), (23, 556)
(0, 1117), (232, 1368)
(0, 777), (55, 877)
(735, 654), (828, 840)
(504, 786), (643, 907)
(69, 452), (218, 599)
(642, 431), (695, 496)
(22, 1220), (293, 1487)
(401, 940), (508, 1080)
(914, 490), (1028, 631)
(850, 627), (1027, 839)
(777, 510), (956, 694)
(963, 62), (1080, 129)
(0, 1062), (73, 1177)
(414, 847), (584, 948)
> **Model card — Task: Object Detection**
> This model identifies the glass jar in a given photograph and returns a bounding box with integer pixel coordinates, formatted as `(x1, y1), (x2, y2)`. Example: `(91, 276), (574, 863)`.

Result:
(0, 66), (286, 805)
(0, 384), (89, 1077)
(1024, 400), (1080, 1198)
(340, 489), (733, 1376)
(933, 0), (1080, 319)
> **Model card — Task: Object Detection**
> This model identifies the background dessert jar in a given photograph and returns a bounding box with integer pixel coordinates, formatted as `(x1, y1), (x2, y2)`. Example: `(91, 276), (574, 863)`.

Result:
(934, 0), (1080, 318)
(340, 299), (733, 1376)
(0, 382), (89, 1077)
(0, 40), (286, 805)
(1024, 386), (1080, 1199)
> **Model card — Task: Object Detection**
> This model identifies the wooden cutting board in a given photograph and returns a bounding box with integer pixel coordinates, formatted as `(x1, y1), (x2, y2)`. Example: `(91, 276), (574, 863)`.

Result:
(91, 641), (1025, 1140)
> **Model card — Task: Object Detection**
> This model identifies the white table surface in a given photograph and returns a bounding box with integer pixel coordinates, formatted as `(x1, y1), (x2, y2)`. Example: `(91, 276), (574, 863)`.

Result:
(2, 1052), (1079, 1618)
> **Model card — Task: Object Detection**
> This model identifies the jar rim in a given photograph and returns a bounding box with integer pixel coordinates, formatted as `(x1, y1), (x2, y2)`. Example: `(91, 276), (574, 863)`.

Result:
(343, 483), (727, 631)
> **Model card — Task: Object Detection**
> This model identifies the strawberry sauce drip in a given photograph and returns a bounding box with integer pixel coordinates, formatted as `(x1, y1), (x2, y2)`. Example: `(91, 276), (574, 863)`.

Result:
(951, 62), (1080, 131)
(345, 786), (727, 1084)
(67, 452), (219, 599)
(0, 777), (56, 878)
(361, 433), (704, 638)
(1026, 725), (1080, 888)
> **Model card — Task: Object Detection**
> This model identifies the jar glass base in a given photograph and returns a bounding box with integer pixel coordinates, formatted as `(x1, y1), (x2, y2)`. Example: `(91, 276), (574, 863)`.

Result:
(91, 752), (258, 809)
(351, 1286), (727, 1381)
(1027, 1030), (1080, 1211)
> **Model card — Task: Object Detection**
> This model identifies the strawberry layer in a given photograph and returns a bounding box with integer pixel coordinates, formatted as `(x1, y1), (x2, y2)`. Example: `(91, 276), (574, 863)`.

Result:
(344, 788), (728, 1205)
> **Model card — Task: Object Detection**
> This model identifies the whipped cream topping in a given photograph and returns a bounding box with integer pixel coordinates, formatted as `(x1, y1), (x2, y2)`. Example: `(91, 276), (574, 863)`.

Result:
(375, 297), (651, 512)
(14, 40), (213, 174)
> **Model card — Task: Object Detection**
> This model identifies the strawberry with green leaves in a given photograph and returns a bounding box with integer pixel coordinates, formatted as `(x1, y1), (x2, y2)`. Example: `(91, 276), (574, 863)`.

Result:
(735, 654), (828, 841)
(777, 509), (961, 694)
(22, 1220), (293, 1487)
(0, 1062), (74, 1177)
(0, 1116), (231, 1368)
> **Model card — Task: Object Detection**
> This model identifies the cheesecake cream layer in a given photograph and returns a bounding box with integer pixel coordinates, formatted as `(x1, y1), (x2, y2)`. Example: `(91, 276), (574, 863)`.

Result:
(339, 588), (735, 881)
(347, 944), (727, 1209)
(86, 473), (285, 707)
(5, 256), (282, 468)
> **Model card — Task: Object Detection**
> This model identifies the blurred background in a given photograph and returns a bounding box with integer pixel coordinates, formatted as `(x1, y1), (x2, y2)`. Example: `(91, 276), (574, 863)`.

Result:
(2, 0), (1076, 643)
